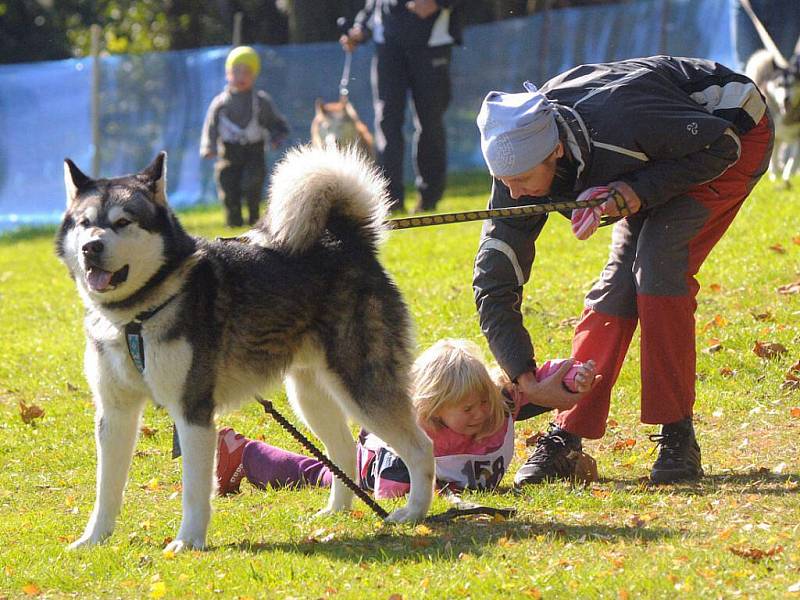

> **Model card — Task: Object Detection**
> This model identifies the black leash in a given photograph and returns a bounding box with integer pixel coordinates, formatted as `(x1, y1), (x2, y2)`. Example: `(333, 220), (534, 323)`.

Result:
(256, 394), (516, 522)
(255, 394), (389, 518)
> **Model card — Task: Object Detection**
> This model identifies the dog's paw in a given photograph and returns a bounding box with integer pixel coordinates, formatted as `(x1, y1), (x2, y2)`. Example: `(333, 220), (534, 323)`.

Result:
(67, 532), (108, 550)
(164, 537), (206, 554)
(385, 506), (426, 524)
(312, 505), (345, 519)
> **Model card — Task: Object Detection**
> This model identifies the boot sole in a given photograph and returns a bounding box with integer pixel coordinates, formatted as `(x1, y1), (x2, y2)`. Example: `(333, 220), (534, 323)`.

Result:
(649, 467), (704, 485)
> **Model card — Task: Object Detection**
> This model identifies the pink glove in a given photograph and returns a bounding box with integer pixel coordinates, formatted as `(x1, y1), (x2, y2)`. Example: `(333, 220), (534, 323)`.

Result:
(535, 359), (584, 393)
(571, 186), (609, 240)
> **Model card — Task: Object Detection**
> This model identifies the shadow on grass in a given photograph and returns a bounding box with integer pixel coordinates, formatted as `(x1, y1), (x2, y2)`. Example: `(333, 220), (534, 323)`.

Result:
(220, 519), (675, 561)
(608, 470), (800, 496)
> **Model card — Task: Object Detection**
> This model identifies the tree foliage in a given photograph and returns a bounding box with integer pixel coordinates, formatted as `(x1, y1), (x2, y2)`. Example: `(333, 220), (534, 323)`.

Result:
(0, 0), (620, 64)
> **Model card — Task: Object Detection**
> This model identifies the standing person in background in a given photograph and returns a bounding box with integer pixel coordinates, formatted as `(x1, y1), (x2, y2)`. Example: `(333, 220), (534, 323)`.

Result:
(340, 0), (463, 213)
(200, 46), (289, 227)
(730, 0), (800, 70)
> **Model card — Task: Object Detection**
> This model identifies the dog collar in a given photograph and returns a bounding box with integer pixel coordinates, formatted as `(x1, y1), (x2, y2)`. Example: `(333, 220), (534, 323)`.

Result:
(124, 294), (179, 374)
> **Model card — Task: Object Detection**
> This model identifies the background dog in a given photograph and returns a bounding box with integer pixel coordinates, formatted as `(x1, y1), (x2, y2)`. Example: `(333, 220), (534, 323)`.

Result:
(57, 145), (434, 553)
(310, 97), (375, 160)
(742, 0), (800, 185)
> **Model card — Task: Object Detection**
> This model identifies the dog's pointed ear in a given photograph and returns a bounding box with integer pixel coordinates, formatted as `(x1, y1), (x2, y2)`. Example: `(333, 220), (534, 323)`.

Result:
(64, 159), (92, 208)
(140, 151), (168, 206)
(344, 100), (359, 119)
(315, 98), (326, 115)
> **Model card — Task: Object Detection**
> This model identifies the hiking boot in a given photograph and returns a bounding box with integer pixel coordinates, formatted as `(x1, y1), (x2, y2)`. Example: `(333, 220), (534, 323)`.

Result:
(649, 418), (704, 484)
(514, 424), (583, 487)
(216, 427), (249, 496)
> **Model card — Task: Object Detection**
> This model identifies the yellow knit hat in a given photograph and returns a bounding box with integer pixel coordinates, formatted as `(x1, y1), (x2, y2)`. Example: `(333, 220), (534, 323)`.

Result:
(225, 46), (260, 78)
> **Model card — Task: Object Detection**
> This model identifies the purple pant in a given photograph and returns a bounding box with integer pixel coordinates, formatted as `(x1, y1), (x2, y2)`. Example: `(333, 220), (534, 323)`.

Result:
(242, 440), (333, 489)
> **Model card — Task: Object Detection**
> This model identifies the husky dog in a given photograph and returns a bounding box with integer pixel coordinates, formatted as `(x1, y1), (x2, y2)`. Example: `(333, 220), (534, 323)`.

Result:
(311, 97), (375, 160)
(742, 0), (800, 184)
(56, 145), (434, 553)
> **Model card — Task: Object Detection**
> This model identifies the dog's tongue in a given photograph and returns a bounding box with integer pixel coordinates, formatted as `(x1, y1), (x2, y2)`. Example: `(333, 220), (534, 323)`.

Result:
(86, 267), (113, 291)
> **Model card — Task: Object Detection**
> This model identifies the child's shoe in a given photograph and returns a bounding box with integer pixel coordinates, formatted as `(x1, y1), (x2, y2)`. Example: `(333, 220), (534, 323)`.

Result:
(216, 427), (248, 496)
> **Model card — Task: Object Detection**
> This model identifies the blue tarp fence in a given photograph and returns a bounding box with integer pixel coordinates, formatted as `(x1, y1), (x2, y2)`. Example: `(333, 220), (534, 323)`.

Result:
(0, 0), (735, 230)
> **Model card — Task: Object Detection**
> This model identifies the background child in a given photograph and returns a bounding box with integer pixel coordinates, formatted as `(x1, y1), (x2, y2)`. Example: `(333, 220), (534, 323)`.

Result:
(200, 45), (289, 227)
(216, 340), (596, 497)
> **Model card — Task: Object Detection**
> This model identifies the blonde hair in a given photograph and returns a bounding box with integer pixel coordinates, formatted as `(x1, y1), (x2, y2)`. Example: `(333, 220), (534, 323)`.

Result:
(411, 339), (508, 439)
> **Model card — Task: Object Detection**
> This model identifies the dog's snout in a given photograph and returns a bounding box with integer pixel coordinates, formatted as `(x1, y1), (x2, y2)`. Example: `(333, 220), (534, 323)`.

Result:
(82, 239), (104, 257)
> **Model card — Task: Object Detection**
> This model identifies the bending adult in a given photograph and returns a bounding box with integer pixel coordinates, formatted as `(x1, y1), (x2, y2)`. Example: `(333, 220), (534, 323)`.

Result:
(473, 56), (773, 486)
(340, 0), (463, 213)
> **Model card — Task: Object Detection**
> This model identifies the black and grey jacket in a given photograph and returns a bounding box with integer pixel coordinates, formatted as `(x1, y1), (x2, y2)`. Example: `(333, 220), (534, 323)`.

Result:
(353, 0), (464, 47)
(473, 55), (769, 380)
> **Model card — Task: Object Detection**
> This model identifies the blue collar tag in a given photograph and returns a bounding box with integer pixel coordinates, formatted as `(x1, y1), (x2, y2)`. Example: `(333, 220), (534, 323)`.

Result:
(125, 321), (145, 373)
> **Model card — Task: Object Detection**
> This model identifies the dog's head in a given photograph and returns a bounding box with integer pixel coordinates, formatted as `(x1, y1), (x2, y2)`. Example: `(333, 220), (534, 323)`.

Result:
(762, 57), (800, 122)
(56, 152), (189, 306)
(311, 98), (363, 148)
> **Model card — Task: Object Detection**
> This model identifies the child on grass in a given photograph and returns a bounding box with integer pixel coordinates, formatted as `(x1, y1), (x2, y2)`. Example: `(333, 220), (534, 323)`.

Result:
(216, 339), (596, 497)
(200, 46), (289, 227)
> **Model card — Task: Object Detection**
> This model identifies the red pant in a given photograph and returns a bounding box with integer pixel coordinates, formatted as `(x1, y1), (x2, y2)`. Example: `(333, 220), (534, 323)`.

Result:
(556, 116), (773, 439)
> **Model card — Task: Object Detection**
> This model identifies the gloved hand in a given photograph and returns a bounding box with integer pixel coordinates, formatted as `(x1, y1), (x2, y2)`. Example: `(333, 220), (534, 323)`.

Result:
(536, 358), (599, 393)
(571, 183), (641, 240)
(570, 186), (609, 240)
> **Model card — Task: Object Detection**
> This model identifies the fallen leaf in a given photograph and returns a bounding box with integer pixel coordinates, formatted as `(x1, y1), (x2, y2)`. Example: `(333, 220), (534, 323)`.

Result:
(728, 545), (783, 561)
(141, 478), (160, 491)
(149, 581), (167, 599)
(607, 419), (619, 428)
(702, 314), (728, 332)
(612, 438), (636, 452)
(22, 583), (41, 596)
(717, 527), (735, 540)
(629, 514), (646, 528)
(753, 341), (788, 359)
(18, 400), (44, 424)
(568, 450), (598, 484)
(704, 343), (724, 354)
(140, 425), (158, 437)
(388, 594), (403, 600)
(751, 310), (772, 321)
(497, 536), (515, 547)
(769, 243), (786, 254)
(708, 283), (722, 293)
(790, 407), (800, 419)
(778, 280), (800, 295)
(525, 432), (544, 447)
(719, 367), (735, 377)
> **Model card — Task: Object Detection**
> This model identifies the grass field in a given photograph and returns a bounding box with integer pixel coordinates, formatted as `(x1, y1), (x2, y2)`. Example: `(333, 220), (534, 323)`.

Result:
(1, 171), (799, 599)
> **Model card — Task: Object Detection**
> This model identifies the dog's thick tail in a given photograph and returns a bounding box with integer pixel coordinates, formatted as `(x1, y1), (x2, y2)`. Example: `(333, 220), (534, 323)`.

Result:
(252, 144), (391, 254)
